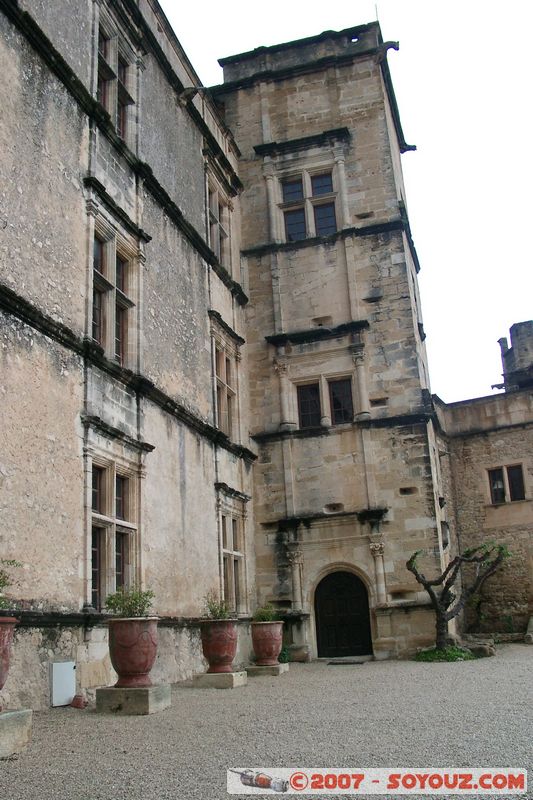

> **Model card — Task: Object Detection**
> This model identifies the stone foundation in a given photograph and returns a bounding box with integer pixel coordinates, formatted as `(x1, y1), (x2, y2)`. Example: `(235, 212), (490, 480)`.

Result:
(0, 709), (33, 758)
(193, 671), (247, 689)
(96, 685), (171, 715)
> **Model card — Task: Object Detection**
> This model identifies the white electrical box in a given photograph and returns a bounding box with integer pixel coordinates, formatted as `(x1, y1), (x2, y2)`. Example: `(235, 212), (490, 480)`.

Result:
(50, 660), (76, 707)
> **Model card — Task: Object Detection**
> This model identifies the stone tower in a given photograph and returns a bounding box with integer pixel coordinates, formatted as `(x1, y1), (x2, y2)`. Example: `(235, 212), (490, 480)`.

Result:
(498, 321), (533, 391)
(213, 24), (449, 658)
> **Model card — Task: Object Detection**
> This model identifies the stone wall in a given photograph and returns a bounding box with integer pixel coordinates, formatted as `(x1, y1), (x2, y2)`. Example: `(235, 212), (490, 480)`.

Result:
(1, 619), (254, 711)
(0, 0), (255, 713)
(435, 391), (533, 633)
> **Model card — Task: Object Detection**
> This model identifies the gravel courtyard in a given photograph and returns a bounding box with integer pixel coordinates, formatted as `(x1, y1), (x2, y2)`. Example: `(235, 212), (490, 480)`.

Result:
(0, 645), (530, 800)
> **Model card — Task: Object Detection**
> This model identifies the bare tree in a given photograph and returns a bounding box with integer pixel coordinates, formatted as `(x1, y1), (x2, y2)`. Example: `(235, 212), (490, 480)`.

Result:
(406, 544), (509, 650)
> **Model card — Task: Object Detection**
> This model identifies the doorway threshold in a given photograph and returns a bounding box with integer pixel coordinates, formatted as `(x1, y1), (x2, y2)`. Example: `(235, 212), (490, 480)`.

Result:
(325, 655), (374, 665)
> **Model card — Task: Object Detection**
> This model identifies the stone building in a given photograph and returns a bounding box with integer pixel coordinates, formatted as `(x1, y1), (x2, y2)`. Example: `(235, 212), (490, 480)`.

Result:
(435, 322), (533, 634)
(0, 0), (530, 710)
(212, 25), (448, 662)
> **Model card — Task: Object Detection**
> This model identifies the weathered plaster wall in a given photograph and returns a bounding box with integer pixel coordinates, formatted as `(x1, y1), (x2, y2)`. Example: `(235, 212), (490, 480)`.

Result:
(142, 195), (212, 418)
(0, 13), (88, 334)
(139, 55), (206, 233)
(19, 0), (94, 91)
(0, 315), (84, 608)
(141, 404), (218, 617)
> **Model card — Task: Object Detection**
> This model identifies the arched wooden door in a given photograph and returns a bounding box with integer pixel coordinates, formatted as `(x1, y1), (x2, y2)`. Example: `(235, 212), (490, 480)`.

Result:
(314, 571), (373, 657)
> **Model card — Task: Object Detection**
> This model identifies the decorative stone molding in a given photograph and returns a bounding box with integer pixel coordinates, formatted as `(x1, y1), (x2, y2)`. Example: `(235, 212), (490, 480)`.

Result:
(369, 542), (385, 558)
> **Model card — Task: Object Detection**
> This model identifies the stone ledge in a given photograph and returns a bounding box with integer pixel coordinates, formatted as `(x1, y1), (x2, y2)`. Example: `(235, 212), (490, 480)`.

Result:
(193, 671), (247, 689)
(95, 684), (171, 715)
(0, 709), (33, 758)
(247, 663), (289, 677)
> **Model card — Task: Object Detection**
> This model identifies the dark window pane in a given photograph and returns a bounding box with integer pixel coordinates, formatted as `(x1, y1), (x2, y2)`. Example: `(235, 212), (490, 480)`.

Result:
(488, 468), (505, 504)
(221, 515), (227, 549)
(98, 31), (108, 58)
(223, 554), (231, 605)
(329, 379), (354, 425)
(314, 202), (337, 236)
(92, 289), (103, 343)
(91, 527), (103, 610)
(115, 532), (127, 590)
(232, 518), (239, 551)
(116, 255), (127, 293)
(115, 475), (128, 520)
(233, 558), (240, 611)
(284, 208), (306, 242)
(507, 465), (525, 501)
(282, 177), (304, 203)
(117, 57), (127, 85)
(97, 74), (107, 107)
(297, 383), (321, 428)
(117, 99), (127, 139)
(93, 237), (105, 273)
(115, 304), (126, 364)
(311, 173), (333, 196)
(92, 466), (104, 512)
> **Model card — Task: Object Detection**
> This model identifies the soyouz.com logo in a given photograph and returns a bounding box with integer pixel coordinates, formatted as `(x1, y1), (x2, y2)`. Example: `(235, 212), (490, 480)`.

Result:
(227, 768), (527, 794)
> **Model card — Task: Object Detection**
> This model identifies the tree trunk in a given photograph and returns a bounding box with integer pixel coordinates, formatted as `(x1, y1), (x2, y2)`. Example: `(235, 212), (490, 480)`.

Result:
(435, 610), (448, 650)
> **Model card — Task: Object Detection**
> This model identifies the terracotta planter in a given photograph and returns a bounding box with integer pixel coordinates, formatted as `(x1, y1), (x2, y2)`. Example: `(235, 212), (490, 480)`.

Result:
(0, 616), (18, 711)
(108, 617), (158, 688)
(201, 619), (238, 673)
(251, 621), (283, 666)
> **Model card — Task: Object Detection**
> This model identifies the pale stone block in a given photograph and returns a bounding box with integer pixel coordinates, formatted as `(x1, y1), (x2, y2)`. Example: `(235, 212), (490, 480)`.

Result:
(247, 663), (289, 677)
(193, 671), (247, 689)
(0, 710), (33, 758)
(78, 659), (111, 689)
(95, 684), (171, 715)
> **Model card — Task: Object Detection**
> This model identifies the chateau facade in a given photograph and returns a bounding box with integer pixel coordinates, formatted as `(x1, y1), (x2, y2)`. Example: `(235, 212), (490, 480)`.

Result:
(0, 0), (531, 710)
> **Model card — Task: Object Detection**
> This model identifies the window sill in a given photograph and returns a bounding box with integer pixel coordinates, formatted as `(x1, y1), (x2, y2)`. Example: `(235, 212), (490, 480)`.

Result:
(486, 499), (529, 508)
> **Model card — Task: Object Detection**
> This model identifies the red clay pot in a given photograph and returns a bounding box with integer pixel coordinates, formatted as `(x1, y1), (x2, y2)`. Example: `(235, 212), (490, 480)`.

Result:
(108, 617), (158, 688)
(201, 620), (238, 673)
(251, 621), (283, 666)
(0, 616), (18, 711)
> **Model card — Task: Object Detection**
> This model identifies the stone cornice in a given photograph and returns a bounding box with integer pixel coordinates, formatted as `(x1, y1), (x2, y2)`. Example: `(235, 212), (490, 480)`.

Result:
(254, 127), (350, 158)
(213, 48), (383, 94)
(214, 24), (415, 154)
(241, 219), (406, 258)
(267, 506), (388, 530)
(252, 412), (433, 443)
(0, 282), (256, 463)
(208, 309), (245, 345)
(214, 481), (251, 503)
(81, 414), (155, 453)
(83, 176), (152, 242)
(265, 319), (369, 347)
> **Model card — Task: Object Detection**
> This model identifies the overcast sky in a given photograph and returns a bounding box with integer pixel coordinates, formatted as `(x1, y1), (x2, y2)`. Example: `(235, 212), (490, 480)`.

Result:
(159, 0), (532, 403)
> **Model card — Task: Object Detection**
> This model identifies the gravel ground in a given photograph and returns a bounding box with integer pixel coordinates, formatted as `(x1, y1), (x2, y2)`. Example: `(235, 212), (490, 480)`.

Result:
(0, 644), (530, 800)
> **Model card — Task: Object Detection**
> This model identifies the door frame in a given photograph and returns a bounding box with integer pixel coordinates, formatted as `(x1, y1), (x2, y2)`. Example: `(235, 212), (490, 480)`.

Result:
(311, 563), (375, 658)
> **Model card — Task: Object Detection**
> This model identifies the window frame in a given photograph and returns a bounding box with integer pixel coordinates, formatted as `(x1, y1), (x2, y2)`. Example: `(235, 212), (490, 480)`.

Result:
(208, 184), (231, 269)
(218, 494), (248, 616)
(328, 377), (354, 425)
(96, 10), (136, 146)
(90, 458), (138, 611)
(280, 169), (337, 243)
(211, 321), (242, 443)
(294, 374), (355, 430)
(488, 464), (526, 505)
(297, 382), (322, 429)
(91, 218), (137, 368)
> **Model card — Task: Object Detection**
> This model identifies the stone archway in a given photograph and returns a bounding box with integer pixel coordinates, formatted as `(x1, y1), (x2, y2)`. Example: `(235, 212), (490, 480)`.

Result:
(314, 570), (373, 657)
